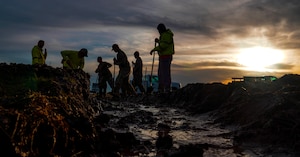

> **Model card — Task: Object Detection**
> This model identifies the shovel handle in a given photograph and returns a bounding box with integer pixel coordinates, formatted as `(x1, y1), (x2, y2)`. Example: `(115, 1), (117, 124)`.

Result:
(150, 42), (157, 86)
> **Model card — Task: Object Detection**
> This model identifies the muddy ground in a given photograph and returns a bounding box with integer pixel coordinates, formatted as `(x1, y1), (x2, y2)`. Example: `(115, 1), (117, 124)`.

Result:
(0, 63), (300, 157)
(96, 97), (261, 156)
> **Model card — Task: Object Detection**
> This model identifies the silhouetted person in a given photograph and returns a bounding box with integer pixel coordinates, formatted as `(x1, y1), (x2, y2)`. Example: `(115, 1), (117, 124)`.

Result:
(150, 23), (175, 93)
(61, 48), (88, 69)
(112, 44), (136, 97)
(32, 40), (47, 65)
(95, 56), (114, 98)
(132, 51), (146, 94)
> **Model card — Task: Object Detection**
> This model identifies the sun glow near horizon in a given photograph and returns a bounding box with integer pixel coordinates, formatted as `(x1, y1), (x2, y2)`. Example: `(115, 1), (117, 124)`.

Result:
(237, 46), (284, 72)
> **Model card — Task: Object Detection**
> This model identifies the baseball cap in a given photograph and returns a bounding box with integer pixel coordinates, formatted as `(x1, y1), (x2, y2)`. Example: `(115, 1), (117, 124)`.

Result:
(80, 48), (88, 57)
(112, 44), (119, 50)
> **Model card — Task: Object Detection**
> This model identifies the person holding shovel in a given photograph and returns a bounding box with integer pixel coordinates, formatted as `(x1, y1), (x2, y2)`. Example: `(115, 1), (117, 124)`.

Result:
(112, 44), (136, 97)
(132, 51), (146, 94)
(95, 56), (114, 98)
(150, 23), (175, 93)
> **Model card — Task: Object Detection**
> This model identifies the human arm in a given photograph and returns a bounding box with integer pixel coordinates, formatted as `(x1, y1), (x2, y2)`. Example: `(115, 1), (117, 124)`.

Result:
(61, 50), (73, 68)
(151, 32), (173, 55)
(150, 38), (159, 55)
(105, 62), (112, 68)
(95, 64), (100, 73)
(32, 46), (47, 65)
(113, 52), (127, 65)
(79, 59), (84, 69)
(44, 48), (47, 59)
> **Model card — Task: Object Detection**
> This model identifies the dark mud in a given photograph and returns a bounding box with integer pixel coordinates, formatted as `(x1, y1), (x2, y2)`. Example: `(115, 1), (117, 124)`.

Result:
(97, 99), (238, 156)
(95, 94), (298, 157)
(0, 63), (300, 157)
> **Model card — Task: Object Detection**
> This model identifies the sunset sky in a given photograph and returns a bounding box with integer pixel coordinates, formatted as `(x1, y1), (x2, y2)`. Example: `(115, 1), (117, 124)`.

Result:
(1, 0), (300, 87)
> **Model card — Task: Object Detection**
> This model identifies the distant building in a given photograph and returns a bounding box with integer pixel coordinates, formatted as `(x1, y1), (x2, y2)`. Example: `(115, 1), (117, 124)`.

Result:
(232, 76), (277, 83)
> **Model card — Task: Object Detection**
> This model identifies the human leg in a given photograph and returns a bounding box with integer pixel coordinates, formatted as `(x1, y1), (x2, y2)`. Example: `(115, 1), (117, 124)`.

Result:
(158, 56), (172, 92)
(136, 76), (145, 93)
(113, 73), (122, 95)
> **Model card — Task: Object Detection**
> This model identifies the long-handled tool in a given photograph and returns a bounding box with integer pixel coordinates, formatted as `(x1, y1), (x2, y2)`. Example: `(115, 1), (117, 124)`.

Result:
(112, 63), (115, 92)
(147, 42), (157, 93)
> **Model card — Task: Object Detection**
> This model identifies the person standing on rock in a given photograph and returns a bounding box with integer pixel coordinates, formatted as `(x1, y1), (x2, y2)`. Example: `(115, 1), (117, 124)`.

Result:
(95, 56), (114, 98)
(32, 40), (47, 65)
(112, 44), (136, 97)
(132, 51), (145, 94)
(61, 48), (88, 69)
(150, 23), (174, 93)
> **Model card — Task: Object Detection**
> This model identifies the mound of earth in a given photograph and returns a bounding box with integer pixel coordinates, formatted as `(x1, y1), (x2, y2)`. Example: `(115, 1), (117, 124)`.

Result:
(1, 63), (299, 156)
(146, 74), (300, 151)
(0, 63), (98, 156)
(215, 75), (300, 149)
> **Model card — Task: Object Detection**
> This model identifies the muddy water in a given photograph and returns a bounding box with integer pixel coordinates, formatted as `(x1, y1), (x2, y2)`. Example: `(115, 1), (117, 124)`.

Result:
(101, 101), (264, 157)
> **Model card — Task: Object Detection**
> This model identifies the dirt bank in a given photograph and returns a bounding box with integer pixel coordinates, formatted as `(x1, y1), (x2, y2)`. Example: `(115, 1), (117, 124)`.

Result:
(0, 63), (299, 156)
(140, 74), (300, 152)
(0, 63), (98, 156)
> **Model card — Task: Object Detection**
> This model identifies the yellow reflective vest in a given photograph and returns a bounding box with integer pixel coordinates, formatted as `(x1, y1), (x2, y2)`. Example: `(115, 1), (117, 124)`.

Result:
(61, 50), (84, 69)
(152, 29), (175, 56)
(31, 46), (46, 65)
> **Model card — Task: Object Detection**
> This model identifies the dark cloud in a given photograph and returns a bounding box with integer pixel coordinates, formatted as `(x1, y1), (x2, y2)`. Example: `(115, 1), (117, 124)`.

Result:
(266, 63), (294, 70)
(0, 0), (299, 85)
(173, 61), (240, 69)
(214, 0), (300, 49)
(273, 31), (300, 49)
